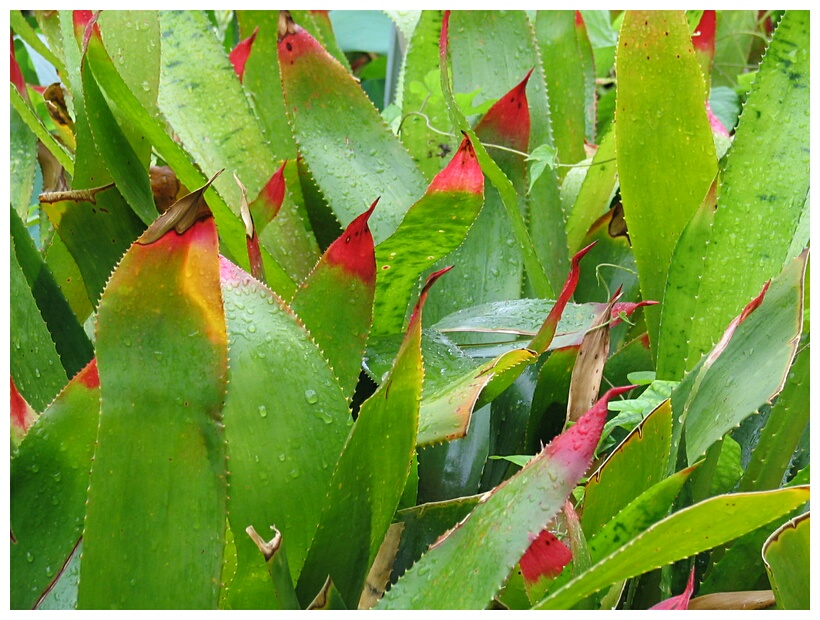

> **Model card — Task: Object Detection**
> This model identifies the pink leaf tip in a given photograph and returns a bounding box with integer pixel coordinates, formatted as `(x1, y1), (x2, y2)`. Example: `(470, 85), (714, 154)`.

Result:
(324, 198), (378, 284)
(230, 26), (258, 83)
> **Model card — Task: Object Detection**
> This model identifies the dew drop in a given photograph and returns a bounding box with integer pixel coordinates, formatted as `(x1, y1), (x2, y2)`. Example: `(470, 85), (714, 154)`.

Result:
(258, 405), (268, 418)
(304, 389), (319, 404)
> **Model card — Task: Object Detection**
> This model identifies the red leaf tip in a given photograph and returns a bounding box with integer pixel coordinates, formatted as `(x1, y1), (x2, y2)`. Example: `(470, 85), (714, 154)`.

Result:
(406, 265), (453, 330)
(72, 10), (100, 51)
(230, 26), (259, 83)
(546, 385), (636, 469)
(519, 530), (572, 585)
(428, 135), (483, 195)
(324, 198), (378, 284)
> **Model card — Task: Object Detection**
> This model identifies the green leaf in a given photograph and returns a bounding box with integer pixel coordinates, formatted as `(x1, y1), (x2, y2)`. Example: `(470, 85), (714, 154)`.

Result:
(96, 11), (160, 165)
(681, 10), (810, 366)
(739, 344), (809, 493)
(10, 209), (93, 378)
(9, 84), (74, 176)
(438, 11), (554, 299)
(674, 251), (805, 465)
(535, 11), (587, 171)
(82, 13), (293, 293)
(36, 541), (81, 610)
(11, 361), (99, 609)
(82, 56), (157, 225)
(279, 14), (427, 245)
(9, 95), (38, 219)
(373, 136), (484, 335)
(582, 400), (672, 538)
(78, 207), (228, 609)
(763, 513), (810, 610)
(378, 387), (632, 609)
(158, 11), (283, 208)
(425, 70), (531, 325)
(219, 256), (352, 598)
(10, 234), (68, 411)
(296, 268), (439, 608)
(588, 464), (697, 563)
(393, 494), (483, 581)
(656, 179), (718, 379)
(534, 486), (811, 609)
(616, 10), (717, 351)
(399, 12), (458, 181)
(44, 234), (93, 324)
(564, 128), (618, 255)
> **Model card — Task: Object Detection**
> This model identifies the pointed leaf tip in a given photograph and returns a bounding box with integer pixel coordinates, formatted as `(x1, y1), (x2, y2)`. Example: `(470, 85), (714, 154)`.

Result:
(72, 10), (100, 50)
(229, 26), (258, 83)
(651, 567), (696, 609)
(324, 198), (379, 283)
(428, 135), (484, 195)
(407, 265), (453, 328)
(475, 69), (534, 152)
(546, 385), (636, 470)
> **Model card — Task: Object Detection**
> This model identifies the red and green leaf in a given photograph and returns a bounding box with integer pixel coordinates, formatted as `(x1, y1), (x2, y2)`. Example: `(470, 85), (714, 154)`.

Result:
(78, 189), (229, 609)
(373, 136), (484, 335)
(11, 360), (100, 609)
(290, 200), (377, 400)
(378, 386), (633, 609)
(278, 12), (427, 245)
(230, 26), (258, 83)
(296, 268), (447, 608)
(219, 256), (352, 607)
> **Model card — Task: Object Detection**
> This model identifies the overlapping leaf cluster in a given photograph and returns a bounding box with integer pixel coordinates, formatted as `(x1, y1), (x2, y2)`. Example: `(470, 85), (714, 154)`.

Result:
(10, 9), (809, 610)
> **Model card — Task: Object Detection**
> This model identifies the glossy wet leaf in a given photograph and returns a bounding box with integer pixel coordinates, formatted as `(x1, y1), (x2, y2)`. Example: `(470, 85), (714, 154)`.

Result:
(290, 201), (376, 399)
(534, 486), (811, 609)
(616, 10), (717, 350)
(674, 251), (805, 465)
(78, 209), (228, 609)
(399, 11), (455, 181)
(10, 234), (68, 412)
(763, 512), (810, 610)
(588, 464), (697, 563)
(564, 129), (618, 256)
(296, 269), (441, 608)
(535, 11), (587, 171)
(377, 386), (632, 609)
(425, 70), (530, 325)
(449, 11), (568, 293)
(681, 11), (810, 366)
(158, 11), (283, 209)
(373, 136), (483, 335)
(738, 344), (809, 493)
(11, 360), (99, 609)
(219, 257), (351, 605)
(656, 178), (718, 380)
(82, 54), (157, 225)
(9, 81), (38, 219)
(438, 11), (553, 299)
(10, 209), (93, 378)
(81, 14), (290, 290)
(279, 13), (427, 245)
(582, 400), (673, 539)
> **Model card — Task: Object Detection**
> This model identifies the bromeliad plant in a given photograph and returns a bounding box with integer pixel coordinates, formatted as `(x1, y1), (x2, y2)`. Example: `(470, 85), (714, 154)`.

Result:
(10, 9), (809, 610)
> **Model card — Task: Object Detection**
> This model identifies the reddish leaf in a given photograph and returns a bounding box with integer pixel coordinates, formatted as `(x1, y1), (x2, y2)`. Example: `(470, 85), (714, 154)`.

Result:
(324, 197), (378, 284)
(474, 69), (533, 153)
(235, 174), (265, 282)
(651, 566), (696, 609)
(72, 10), (100, 50)
(691, 10), (716, 59)
(290, 199), (378, 397)
(520, 529), (573, 585)
(250, 161), (286, 231)
(610, 300), (659, 326)
(706, 101), (731, 137)
(229, 26), (258, 83)
(426, 134), (484, 195)
(10, 375), (37, 444)
(530, 241), (597, 353)
(10, 35), (27, 97)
